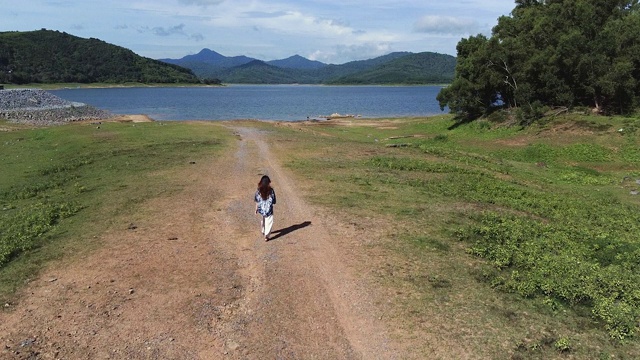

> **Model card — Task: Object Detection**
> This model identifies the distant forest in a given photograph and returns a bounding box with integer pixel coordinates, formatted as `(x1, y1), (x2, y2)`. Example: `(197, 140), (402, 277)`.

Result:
(0, 30), (200, 84)
(438, 0), (640, 122)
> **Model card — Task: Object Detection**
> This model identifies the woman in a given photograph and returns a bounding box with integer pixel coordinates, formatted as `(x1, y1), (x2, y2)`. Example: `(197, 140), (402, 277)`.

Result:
(254, 175), (276, 241)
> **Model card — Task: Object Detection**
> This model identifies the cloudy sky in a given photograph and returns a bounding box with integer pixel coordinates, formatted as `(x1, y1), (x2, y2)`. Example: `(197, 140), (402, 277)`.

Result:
(1, 0), (515, 64)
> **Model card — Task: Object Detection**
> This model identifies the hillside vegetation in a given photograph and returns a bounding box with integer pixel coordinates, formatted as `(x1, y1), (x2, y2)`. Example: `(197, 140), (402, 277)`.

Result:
(0, 30), (454, 86)
(162, 50), (455, 85)
(438, 0), (640, 123)
(0, 30), (200, 84)
(326, 52), (456, 85)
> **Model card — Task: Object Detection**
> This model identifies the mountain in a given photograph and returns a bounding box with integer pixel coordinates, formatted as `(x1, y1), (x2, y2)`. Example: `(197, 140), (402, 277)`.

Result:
(266, 55), (326, 70)
(159, 48), (254, 69)
(326, 52), (457, 85)
(0, 30), (455, 86)
(0, 29), (200, 84)
(308, 52), (414, 82)
(173, 51), (455, 85)
(213, 60), (304, 84)
(161, 48), (227, 64)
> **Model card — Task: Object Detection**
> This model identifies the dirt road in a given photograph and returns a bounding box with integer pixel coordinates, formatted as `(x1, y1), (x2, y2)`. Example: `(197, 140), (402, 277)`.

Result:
(0, 125), (400, 359)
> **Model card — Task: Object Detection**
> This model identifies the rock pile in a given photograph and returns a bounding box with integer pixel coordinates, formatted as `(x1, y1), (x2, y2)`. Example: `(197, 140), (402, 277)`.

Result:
(0, 89), (112, 125)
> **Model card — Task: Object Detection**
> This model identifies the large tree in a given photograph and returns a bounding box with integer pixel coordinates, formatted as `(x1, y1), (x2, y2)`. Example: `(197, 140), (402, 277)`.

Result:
(438, 0), (640, 121)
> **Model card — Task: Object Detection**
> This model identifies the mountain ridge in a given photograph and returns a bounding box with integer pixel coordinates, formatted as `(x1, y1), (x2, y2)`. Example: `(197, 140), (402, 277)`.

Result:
(0, 29), (456, 86)
(160, 49), (454, 85)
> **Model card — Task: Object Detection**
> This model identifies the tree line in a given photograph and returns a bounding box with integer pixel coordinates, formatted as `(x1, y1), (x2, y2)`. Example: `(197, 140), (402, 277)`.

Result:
(437, 0), (640, 123)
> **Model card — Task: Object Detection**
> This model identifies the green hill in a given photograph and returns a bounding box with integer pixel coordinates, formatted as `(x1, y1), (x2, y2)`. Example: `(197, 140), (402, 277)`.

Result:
(0, 29), (200, 84)
(211, 60), (305, 84)
(160, 51), (455, 85)
(326, 52), (456, 85)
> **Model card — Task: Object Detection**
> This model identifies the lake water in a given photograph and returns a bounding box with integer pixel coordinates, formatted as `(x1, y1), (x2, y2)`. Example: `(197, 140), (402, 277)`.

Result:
(51, 85), (446, 121)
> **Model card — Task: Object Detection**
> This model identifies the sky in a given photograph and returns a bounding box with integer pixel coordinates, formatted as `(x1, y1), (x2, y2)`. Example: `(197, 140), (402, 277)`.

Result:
(1, 0), (515, 64)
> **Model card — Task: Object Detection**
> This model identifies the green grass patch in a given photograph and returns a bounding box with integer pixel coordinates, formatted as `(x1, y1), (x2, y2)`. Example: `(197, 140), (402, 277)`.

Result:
(274, 114), (640, 357)
(0, 120), (231, 299)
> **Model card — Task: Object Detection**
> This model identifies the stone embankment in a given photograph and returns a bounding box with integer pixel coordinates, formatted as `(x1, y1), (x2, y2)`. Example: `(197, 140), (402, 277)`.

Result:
(0, 89), (112, 125)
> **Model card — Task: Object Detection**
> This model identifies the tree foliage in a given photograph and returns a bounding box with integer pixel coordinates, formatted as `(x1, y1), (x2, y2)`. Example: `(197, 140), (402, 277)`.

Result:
(0, 29), (200, 84)
(438, 0), (640, 121)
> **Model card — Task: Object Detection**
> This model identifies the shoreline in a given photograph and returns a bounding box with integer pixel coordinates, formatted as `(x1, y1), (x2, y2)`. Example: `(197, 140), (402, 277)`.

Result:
(2, 82), (449, 91)
(1, 83), (225, 91)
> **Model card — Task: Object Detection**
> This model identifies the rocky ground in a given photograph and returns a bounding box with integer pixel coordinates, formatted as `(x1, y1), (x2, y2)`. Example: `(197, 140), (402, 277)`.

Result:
(0, 89), (112, 125)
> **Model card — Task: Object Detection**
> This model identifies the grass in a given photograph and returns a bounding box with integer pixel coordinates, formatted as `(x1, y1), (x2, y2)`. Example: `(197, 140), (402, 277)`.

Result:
(0, 119), (232, 301)
(2, 112), (639, 358)
(268, 114), (640, 358)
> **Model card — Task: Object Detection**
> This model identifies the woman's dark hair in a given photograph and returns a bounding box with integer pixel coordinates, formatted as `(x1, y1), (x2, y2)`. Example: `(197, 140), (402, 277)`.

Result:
(258, 175), (272, 200)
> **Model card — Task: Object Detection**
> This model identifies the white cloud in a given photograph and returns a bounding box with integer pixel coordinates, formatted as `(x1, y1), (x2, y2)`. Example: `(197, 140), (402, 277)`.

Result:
(309, 43), (393, 64)
(413, 15), (480, 35)
(242, 11), (289, 19)
(0, 0), (515, 61)
(136, 23), (204, 42)
(150, 24), (187, 37)
(177, 0), (224, 6)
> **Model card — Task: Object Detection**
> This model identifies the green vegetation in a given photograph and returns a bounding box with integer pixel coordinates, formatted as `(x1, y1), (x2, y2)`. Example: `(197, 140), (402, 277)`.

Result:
(326, 52), (456, 85)
(0, 120), (230, 299)
(2, 110), (639, 357)
(438, 0), (640, 122)
(0, 29), (454, 85)
(0, 29), (200, 84)
(214, 60), (305, 84)
(177, 52), (455, 85)
(273, 113), (640, 357)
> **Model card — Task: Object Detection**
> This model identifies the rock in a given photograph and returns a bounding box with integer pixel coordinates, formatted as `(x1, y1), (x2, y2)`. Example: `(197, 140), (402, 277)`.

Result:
(19, 338), (35, 347)
(0, 89), (112, 125)
(226, 341), (240, 351)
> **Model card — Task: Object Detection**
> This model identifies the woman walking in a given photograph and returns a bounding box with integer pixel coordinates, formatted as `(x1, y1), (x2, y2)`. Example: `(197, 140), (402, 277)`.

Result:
(255, 175), (276, 241)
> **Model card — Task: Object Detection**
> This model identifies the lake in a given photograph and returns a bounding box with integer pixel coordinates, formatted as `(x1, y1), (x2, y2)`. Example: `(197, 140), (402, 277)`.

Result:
(51, 85), (446, 121)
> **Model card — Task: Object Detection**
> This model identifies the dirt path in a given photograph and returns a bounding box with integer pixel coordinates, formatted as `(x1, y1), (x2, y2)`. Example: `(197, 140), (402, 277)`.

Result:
(1, 125), (399, 359)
